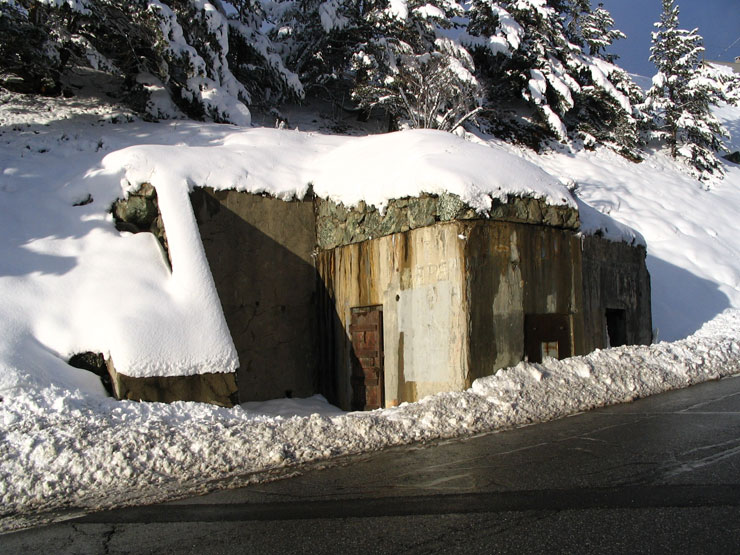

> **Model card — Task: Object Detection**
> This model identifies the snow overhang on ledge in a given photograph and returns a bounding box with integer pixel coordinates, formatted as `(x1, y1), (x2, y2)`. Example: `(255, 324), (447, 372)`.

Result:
(575, 197), (646, 247)
(107, 127), (578, 213)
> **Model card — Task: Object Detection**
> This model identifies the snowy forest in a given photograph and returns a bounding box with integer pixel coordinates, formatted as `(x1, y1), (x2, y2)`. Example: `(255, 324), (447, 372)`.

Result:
(1, 0), (738, 179)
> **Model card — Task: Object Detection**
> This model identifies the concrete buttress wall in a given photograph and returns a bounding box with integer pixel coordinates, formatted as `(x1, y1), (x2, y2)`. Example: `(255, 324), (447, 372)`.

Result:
(464, 221), (584, 381)
(581, 236), (652, 350)
(190, 188), (321, 402)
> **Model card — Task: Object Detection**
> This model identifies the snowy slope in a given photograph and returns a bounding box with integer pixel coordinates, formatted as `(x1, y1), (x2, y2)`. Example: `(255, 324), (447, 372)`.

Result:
(1, 81), (740, 531)
(513, 105), (740, 341)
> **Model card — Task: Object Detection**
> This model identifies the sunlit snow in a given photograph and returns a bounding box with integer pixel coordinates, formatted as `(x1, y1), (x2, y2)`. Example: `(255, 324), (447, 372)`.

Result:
(1, 79), (740, 532)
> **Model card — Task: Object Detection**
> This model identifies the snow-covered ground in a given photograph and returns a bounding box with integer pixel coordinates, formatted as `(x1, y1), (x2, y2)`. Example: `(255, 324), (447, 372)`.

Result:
(1, 76), (740, 532)
(2, 312), (739, 532)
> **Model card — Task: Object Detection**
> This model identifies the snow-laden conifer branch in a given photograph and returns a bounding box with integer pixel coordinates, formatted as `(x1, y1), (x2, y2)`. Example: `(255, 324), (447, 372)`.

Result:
(646, 0), (729, 182)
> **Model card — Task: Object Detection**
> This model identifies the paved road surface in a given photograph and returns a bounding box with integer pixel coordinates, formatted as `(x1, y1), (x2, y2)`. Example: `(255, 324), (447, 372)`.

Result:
(3, 374), (740, 554)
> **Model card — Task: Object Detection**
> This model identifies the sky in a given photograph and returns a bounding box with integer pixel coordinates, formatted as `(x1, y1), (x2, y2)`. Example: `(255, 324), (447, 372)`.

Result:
(600, 0), (740, 77)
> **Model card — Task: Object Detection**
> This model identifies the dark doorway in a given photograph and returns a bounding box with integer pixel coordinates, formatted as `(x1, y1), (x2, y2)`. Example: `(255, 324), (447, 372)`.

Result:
(524, 314), (572, 363)
(349, 306), (384, 411)
(606, 308), (627, 347)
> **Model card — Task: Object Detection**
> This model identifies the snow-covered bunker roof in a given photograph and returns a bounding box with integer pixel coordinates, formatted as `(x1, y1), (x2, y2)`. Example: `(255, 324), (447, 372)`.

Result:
(111, 127), (577, 213)
(99, 128), (642, 381)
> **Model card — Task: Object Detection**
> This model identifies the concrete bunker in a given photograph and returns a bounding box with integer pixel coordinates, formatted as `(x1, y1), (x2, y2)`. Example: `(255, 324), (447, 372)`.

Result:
(188, 188), (651, 411)
(93, 182), (650, 409)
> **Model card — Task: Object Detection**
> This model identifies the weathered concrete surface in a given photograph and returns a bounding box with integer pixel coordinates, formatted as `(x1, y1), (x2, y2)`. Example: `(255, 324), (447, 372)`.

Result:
(465, 222), (584, 382)
(317, 223), (469, 409)
(190, 188), (321, 403)
(107, 359), (238, 407)
(581, 236), (652, 351)
(105, 187), (650, 410)
(318, 220), (590, 409)
(318, 220), (654, 409)
(107, 184), (654, 411)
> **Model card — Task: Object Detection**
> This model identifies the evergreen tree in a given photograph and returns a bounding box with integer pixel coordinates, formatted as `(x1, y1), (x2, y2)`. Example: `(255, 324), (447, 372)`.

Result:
(0, 1), (62, 95)
(560, 0), (592, 48)
(264, 0), (359, 94)
(464, 0), (639, 149)
(0, 1), (303, 124)
(349, 0), (481, 130)
(700, 63), (740, 107)
(646, 0), (728, 180)
(557, 0), (625, 62)
(581, 3), (625, 61)
(275, 0), (481, 131)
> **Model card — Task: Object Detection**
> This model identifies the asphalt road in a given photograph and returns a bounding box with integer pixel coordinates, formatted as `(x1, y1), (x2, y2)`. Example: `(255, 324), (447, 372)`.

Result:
(4, 374), (740, 554)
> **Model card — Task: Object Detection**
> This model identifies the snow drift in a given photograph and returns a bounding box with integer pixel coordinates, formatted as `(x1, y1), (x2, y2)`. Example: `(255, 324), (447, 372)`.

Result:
(1, 309), (739, 532)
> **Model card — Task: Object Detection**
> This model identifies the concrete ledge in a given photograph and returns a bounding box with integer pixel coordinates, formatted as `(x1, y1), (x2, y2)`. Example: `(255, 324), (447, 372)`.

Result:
(107, 359), (239, 407)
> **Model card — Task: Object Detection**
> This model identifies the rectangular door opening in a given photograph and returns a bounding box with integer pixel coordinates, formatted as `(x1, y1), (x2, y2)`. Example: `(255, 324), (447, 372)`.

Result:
(524, 313), (572, 363)
(605, 308), (627, 347)
(349, 306), (384, 411)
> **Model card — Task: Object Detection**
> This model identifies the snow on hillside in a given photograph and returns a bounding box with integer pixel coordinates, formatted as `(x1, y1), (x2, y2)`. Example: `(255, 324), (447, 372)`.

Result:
(1, 83), (740, 531)
(514, 105), (740, 341)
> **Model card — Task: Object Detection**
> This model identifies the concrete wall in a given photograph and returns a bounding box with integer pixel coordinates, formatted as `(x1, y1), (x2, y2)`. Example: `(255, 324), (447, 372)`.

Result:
(107, 358), (238, 407)
(318, 220), (589, 409)
(317, 223), (469, 409)
(464, 221), (585, 382)
(581, 236), (652, 351)
(187, 189), (651, 410)
(191, 188), (322, 402)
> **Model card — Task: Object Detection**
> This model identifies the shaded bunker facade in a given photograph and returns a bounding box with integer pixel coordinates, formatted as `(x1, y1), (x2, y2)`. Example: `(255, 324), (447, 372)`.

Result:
(191, 188), (652, 411)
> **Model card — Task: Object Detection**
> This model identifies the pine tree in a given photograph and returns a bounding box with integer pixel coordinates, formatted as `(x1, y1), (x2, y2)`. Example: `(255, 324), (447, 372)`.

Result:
(265, 0), (359, 94)
(0, 1), (303, 124)
(0, 1), (61, 95)
(464, 0), (639, 149)
(349, 0), (481, 130)
(276, 0), (481, 131)
(560, 0), (592, 48)
(646, 0), (728, 181)
(700, 62), (740, 106)
(580, 3), (626, 61)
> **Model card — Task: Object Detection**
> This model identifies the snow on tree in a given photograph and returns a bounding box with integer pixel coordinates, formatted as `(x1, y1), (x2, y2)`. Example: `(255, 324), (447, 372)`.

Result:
(349, 1), (482, 130)
(701, 62), (740, 107)
(0, 1), (303, 124)
(559, 0), (591, 47)
(262, 0), (356, 93)
(0, 0), (652, 153)
(274, 0), (481, 131)
(580, 3), (625, 61)
(0, 0), (63, 95)
(646, 0), (728, 181)
(464, 0), (640, 150)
